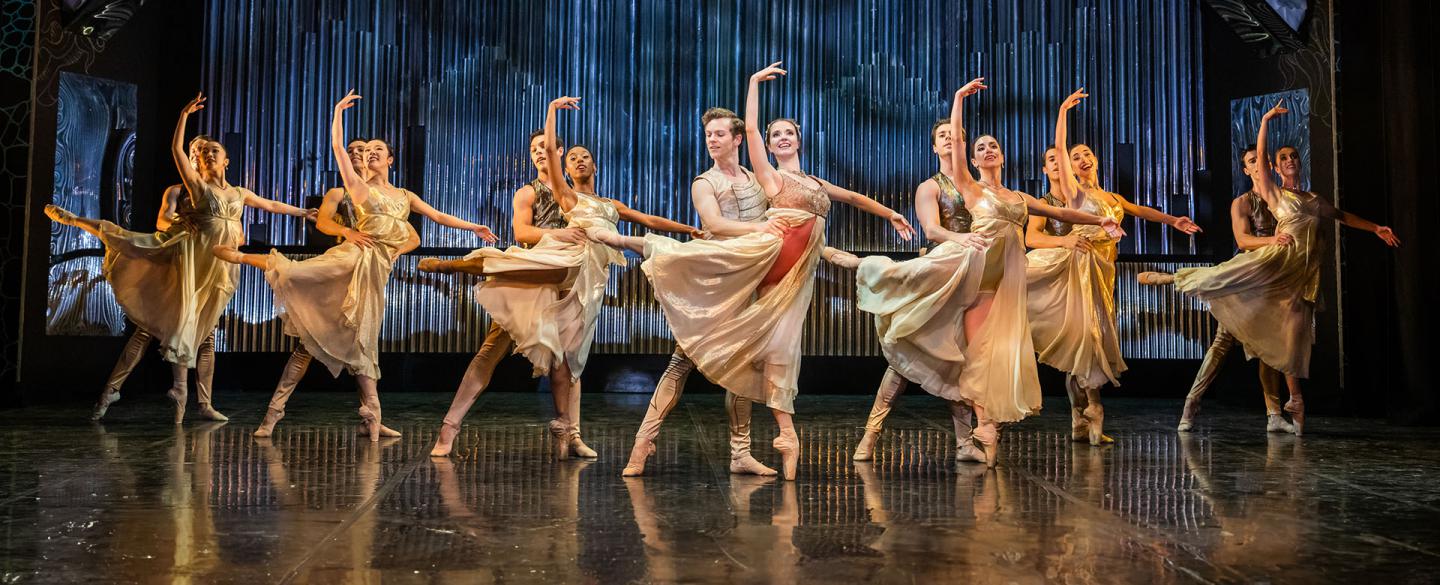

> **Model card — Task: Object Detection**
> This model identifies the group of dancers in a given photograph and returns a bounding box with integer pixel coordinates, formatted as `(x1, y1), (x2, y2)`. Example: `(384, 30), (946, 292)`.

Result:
(46, 62), (1401, 479)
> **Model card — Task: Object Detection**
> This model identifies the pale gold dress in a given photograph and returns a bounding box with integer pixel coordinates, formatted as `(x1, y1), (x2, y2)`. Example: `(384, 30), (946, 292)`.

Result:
(264, 187), (415, 379)
(96, 183), (244, 367)
(639, 170), (831, 414)
(1174, 189), (1320, 378)
(1024, 192), (1128, 390)
(465, 193), (626, 379)
(955, 186), (1043, 422)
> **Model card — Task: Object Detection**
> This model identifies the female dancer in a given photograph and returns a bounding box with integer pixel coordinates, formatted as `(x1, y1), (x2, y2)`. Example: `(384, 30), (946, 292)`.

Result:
(214, 90), (498, 441)
(46, 92), (313, 424)
(420, 96), (702, 458)
(1139, 99), (1400, 435)
(916, 78), (1122, 465)
(1026, 89), (1201, 445)
(591, 62), (917, 480)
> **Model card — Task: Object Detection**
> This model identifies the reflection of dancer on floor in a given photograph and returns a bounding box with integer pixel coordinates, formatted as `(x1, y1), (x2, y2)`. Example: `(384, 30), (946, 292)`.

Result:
(421, 97), (700, 459)
(592, 61), (916, 480)
(1025, 89), (1201, 445)
(253, 137), (398, 438)
(845, 78), (1122, 466)
(422, 123), (586, 457)
(1140, 100), (1400, 435)
(622, 106), (857, 477)
(47, 93), (314, 424)
(849, 118), (990, 464)
(1177, 143), (1299, 433)
(214, 91), (498, 442)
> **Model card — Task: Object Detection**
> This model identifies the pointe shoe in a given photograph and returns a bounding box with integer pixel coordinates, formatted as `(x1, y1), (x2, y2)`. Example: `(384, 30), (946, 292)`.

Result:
(355, 422), (402, 438)
(852, 429), (880, 461)
(773, 430), (800, 481)
(621, 437), (656, 477)
(1267, 414), (1296, 434)
(1136, 271), (1172, 286)
(955, 439), (986, 463)
(730, 455), (778, 476)
(973, 422), (999, 468)
(1177, 397), (1200, 432)
(357, 405), (382, 442)
(547, 420), (571, 460)
(253, 408), (284, 438)
(1071, 412), (1090, 442)
(91, 389), (120, 421)
(1083, 404), (1112, 446)
(569, 435), (598, 459)
(210, 244), (245, 264)
(166, 387), (186, 425)
(430, 422), (460, 457)
(1283, 398), (1305, 437)
(196, 404), (229, 422)
(44, 204), (78, 225)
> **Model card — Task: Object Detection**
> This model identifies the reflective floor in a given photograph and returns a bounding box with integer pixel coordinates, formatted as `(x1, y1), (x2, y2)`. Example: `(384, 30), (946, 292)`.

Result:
(2, 391), (1439, 584)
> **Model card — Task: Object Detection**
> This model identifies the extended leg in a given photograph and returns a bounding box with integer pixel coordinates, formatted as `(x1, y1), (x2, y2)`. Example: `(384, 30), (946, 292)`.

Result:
(852, 367), (906, 461)
(93, 329), (154, 420)
(1179, 327), (1238, 431)
(254, 346), (313, 438)
(430, 324), (513, 456)
(194, 332), (228, 421)
(727, 390), (776, 476)
(624, 349), (693, 476)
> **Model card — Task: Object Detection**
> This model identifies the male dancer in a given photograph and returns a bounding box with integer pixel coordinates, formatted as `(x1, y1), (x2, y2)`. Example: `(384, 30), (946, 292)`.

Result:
(621, 107), (857, 477)
(424, 129), (593, 458)
(850, 119), (985, 463)
(93, 135), (227, 422)
(1177, 144), (1294, 434)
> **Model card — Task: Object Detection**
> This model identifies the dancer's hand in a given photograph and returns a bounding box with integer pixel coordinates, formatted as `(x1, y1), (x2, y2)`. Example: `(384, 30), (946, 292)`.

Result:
(549, 227), (588, 244)
(955, 77), (988, 99)
(888, 212), (917, 241)
(1263, 99), (1288, 120)
(1269, 233), (1295, 247)
(1374, 225), (1402, 247)
(302, 208), (320, 223)
(1060, 88), (1087, 111)
(335, 90), (362, 112)
(182, 92), (206, 116)
(549, 96), (581, 111)
(1060, 234), (1093, 253)
(950, 232), (991, 251)
(1099, 217), (1127, 238)
(343, 227), (376, 248)
(688, 227), (710, 240)
(1170, 215), (1202, 234)
(751, 61), (787, 84)
(755, 216), (791, 238)
(470, 224), (499, 243)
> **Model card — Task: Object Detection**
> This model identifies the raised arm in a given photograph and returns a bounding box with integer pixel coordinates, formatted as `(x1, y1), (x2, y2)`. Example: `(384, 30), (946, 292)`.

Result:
(1053, 89), (1086, 206)
(241, 189), (316, 221)
(745, 62), (787, 195)
(172, 93), (207, 207)
(407, 190), (497, 242)
(330, 91), (370, 201)
(1309, 196), (1402, 247)
(817, 178), (915, 241)
(544, 97), (580, 212)
(1254, 100), (1285, 204)
(947, 78), (988, 201)
(1025, 194), (1125, 238)
(1230, 196), (1288, 250)
(610, 199), (705, 239)
(1113, 192), (1201, 234)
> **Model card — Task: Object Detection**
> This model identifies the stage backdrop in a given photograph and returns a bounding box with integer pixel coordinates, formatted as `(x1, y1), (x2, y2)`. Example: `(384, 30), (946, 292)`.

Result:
(186, 0), (1211, 357)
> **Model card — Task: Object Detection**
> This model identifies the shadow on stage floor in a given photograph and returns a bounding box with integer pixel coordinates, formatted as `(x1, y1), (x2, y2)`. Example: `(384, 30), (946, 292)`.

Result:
(1, 392), (1438, 583)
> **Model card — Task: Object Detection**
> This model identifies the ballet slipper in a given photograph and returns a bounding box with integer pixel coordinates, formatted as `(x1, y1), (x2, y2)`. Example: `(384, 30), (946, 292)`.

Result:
(210, 244), (246, 264)
(730, 455), (778, 476)
(955, 440), (986, 463)
(357, 404), (382, 443)
(773, 429), (800, 481)
(196, 403), (229, 422)
(569, 435), (598, 459)
(1177, 397), (1201, 432)
(430, 421), (460, 457)
(166, 386), (186, 425)
(1136, 271), (1174, 286)
(44, 204), (79, 226)
(621, 437), (656, 477)
(1283, 398), (1305, 437)
(91, 389), (120, 421)
(1267, 414), (1296, 434)
(548, 419), (571, 460)
(253, 408), (284, 438)
(973, 422), (999, 468)
(852, 429), (880, 462)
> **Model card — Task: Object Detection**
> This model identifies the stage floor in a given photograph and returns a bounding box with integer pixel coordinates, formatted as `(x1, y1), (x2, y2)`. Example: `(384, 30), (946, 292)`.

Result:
(1, 391), (1437, 584)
